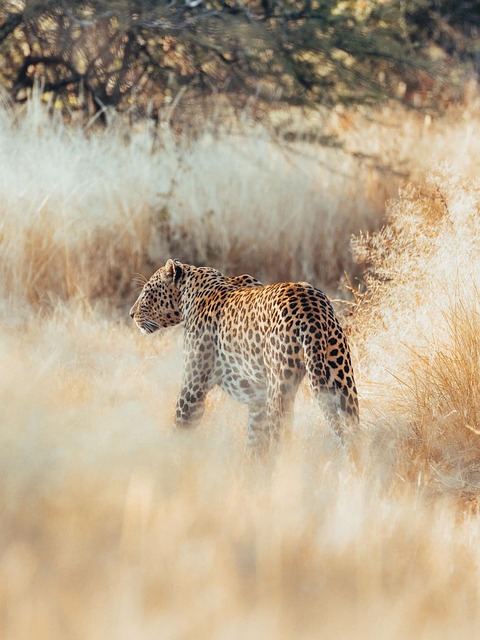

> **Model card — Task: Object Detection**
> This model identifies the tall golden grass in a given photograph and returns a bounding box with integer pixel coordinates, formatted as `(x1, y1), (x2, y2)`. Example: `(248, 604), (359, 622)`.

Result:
(351, 165), (480, 499)
(2, 94), (480, 638)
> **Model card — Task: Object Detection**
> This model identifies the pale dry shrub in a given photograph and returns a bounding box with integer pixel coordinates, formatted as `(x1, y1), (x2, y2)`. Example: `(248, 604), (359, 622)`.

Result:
(337, 94), (480, 184)
(4, 93), (480, 313)
(0, 96), (174, 307)
(351, 166), (480, 495)
(0, 93), (403, 313)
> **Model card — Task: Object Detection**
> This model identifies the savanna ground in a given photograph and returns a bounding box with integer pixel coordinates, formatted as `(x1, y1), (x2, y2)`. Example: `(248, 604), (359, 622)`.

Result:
(2, 90), (480, 639)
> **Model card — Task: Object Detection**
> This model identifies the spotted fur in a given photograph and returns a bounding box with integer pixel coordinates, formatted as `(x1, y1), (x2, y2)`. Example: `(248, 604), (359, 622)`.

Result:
(130, 259), (359, 453)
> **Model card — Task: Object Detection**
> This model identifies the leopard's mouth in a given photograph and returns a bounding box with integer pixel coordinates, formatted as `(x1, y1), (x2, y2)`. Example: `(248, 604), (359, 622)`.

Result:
(137, 319), (160, 335)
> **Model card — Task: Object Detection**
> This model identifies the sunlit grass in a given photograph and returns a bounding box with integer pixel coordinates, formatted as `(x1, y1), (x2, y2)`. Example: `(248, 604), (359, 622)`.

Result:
(2, 94), (480, 638)
(2, 307), (480, 639)
(350, 165), (480, 500)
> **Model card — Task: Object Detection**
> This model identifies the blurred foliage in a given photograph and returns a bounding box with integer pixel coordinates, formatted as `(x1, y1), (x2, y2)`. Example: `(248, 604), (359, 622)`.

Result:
(408, 1), (480, 50)
(0, 0), (477, 121)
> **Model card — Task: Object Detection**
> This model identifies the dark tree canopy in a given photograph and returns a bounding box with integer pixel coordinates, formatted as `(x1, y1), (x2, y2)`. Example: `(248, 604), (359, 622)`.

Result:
(0, 0), (476, 120)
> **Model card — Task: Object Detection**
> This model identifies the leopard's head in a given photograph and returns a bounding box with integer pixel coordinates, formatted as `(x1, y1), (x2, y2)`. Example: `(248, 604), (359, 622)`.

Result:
(130, 259), (184, 334)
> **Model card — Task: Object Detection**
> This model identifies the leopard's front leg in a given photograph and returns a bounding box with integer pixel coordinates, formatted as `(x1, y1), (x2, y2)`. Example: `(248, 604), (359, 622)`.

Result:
(175, 386), (207, 428)
(174, 335), (214, 429)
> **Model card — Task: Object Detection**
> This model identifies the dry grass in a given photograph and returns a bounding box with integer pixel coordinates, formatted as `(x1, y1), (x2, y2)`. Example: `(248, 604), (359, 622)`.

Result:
(2, 94), (480, 638)
(0, 92), (417, 308)
(2, 310), (480, 639)
(350, 166), (480, 496)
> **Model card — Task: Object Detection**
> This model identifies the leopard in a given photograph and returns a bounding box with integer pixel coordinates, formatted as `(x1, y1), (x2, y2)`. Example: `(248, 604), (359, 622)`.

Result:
(130, 259), (359, 454)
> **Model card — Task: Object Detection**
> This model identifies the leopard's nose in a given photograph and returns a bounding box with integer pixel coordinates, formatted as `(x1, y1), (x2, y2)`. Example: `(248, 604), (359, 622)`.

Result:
(129, 306), (135, 319)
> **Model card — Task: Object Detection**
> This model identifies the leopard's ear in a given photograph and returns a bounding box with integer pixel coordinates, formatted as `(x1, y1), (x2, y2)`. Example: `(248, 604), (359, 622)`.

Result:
(164, 258), (183, 284)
